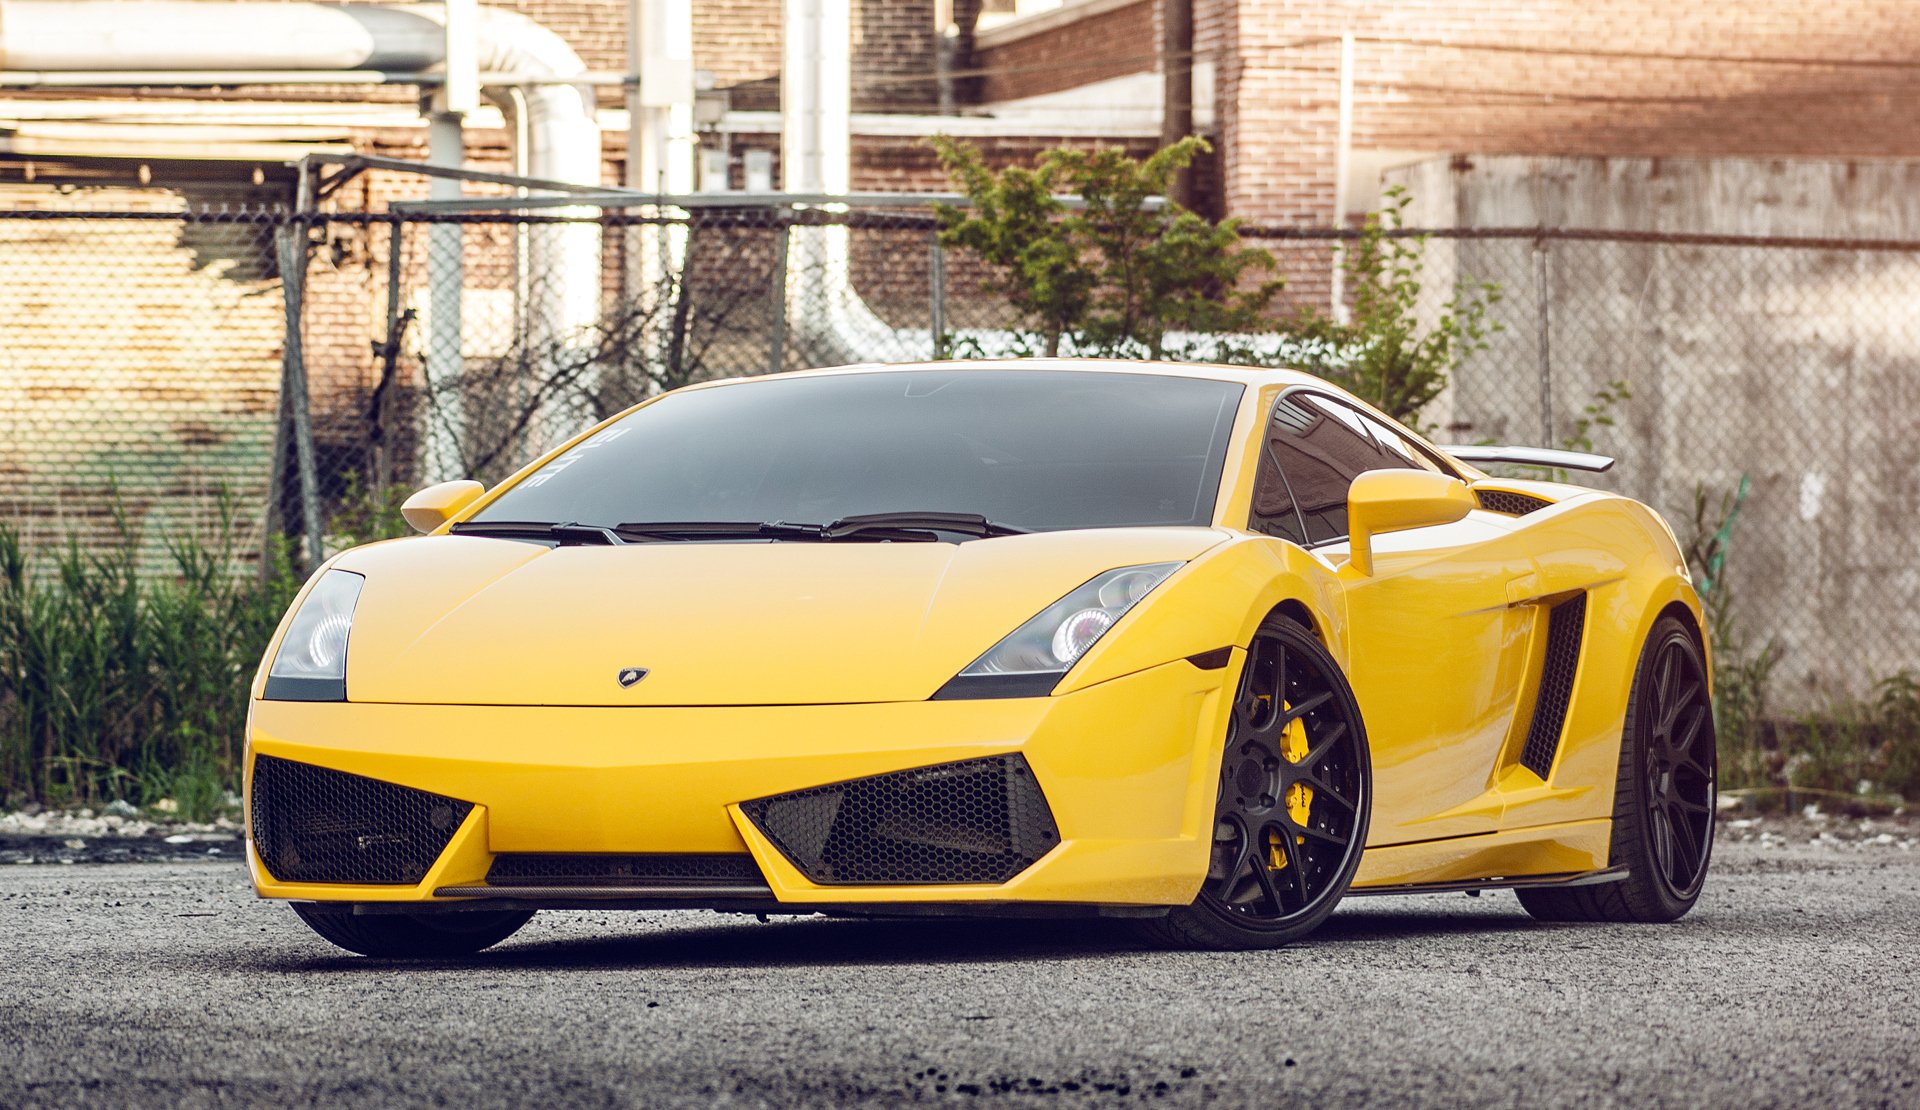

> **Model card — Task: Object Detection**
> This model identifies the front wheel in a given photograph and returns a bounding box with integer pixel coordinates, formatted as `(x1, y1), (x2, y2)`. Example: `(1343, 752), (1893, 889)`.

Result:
(1518, 612), (1716, 923)
(291, 903), (535, 958)
(1140, 615), (1372, 950)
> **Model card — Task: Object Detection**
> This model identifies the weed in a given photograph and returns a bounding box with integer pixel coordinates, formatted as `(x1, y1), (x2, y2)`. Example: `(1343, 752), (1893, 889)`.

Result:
(0, 495), (300, 815)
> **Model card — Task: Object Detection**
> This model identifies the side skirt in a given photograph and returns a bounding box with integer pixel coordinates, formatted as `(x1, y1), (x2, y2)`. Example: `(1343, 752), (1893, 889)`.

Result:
(1343, 865), (1628, 898)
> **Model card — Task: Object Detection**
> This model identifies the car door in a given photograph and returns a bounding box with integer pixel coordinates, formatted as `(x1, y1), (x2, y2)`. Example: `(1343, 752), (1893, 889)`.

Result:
(1251, 390), (1536, 846)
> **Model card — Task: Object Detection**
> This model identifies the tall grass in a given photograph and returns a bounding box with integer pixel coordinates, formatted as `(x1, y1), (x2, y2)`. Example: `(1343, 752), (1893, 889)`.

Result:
(0, 500), (300, 819)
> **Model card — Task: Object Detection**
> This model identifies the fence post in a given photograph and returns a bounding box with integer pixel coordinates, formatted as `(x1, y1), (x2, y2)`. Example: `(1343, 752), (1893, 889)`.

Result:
(930, 234), (947, 359)
(768, 216), (789, 373)
(368, 215), (409, 492)
(1533, 236), (1554, 445)
(275, 221), (326, 571)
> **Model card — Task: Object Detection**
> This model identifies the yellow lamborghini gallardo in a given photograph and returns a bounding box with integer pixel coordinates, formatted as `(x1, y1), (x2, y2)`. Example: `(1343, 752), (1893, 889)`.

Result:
(246, 360), (1715, 956)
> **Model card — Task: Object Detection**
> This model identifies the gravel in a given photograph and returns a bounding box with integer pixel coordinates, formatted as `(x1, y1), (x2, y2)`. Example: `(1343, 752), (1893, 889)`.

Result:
(0, 807), (242, 866)
(0, 826), (1914, 1108)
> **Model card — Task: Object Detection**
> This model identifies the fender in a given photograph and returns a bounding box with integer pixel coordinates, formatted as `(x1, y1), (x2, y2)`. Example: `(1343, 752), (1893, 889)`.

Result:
(1060, 536), (1344, 695)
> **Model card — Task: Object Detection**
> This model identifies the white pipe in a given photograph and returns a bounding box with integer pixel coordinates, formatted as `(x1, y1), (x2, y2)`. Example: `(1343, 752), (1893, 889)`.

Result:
(780, 0), (912, 364)
(1331, 32), (1354, 324)
(0, 0), (445, 70)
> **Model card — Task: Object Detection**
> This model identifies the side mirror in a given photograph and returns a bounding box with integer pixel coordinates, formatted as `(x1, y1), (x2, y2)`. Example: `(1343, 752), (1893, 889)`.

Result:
(1346, 470), (1475, 576)
(401, 479), (485, 534)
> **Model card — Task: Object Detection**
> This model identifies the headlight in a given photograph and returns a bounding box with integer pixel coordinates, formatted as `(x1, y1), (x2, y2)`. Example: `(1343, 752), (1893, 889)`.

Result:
(263, 570), (364, 702)
(934, 563), (1183, 699)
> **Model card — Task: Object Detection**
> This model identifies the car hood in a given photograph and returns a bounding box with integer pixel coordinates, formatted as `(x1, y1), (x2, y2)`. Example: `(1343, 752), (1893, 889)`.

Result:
(331, 528), (1227, 706)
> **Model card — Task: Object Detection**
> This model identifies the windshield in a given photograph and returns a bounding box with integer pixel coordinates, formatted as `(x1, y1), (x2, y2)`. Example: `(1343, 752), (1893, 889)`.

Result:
(472, 369), (1243, 535)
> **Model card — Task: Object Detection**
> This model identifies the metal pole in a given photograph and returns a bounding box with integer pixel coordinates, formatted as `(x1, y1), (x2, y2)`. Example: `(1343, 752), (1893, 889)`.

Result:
(276, 224), (324, 570)
(1159, 0), (1193, 208)
(370, 215), (407, 491)
(626, 0), (644, 191)
(1330, 32), (1354, 323)
(768, 221), (789, 373)
(929, 234), (947, 359)
(1535, 238), (1555, 445)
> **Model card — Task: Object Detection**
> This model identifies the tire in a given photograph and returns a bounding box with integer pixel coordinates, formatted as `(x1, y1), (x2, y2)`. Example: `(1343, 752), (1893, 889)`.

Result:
(291, 903), (535, 958)
(1518, 613), (1716, 924)
(1138, 614), (1372, 950)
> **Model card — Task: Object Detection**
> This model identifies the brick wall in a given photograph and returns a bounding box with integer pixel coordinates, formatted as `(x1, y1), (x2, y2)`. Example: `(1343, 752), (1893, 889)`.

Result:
(854, 0), (940, 112)
(0, 186), (285, 560)
(1215, 0), (1920, 225)
(976, 0), (1155, 103)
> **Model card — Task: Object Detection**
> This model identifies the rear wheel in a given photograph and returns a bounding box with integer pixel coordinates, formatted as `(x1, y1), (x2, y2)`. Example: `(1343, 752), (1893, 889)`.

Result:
(1140, 615), (1371, 950)
(1518, 613), (1716, 923)
(291, 903), (534, 958)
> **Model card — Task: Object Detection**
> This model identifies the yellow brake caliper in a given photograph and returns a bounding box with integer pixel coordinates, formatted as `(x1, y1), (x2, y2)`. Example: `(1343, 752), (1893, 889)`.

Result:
(1269, 703), (1314, 871)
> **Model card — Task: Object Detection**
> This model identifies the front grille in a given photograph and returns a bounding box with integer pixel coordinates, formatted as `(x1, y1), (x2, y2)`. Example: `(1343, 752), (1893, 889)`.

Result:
(249, 755), (472, 885)
(1477, 489), (1555, 516)
(742, 755), (1060, 886)
(1520, 594), (1589, 778)
(486, 853), (763, 888)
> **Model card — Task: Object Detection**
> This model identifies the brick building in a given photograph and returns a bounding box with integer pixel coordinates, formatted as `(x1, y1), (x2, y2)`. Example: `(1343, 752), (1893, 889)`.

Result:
(972, 0), (1920, 224)
(13, 1), (1917, 218)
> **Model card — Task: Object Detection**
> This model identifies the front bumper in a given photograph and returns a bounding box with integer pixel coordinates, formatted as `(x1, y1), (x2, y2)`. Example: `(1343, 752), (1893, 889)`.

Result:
(245, 658), (1234, 908)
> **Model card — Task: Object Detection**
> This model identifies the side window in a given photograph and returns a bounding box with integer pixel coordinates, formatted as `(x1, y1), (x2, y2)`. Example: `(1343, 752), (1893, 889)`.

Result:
(1251, 392), (1442, 544)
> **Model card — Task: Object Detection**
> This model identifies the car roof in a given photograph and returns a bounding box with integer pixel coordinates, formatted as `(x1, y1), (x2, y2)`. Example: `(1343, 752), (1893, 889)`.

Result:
(701, 358), (1327, 391)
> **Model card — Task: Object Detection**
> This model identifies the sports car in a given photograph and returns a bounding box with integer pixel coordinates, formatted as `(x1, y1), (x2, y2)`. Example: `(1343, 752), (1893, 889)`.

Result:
(246, 359), (1716, 956)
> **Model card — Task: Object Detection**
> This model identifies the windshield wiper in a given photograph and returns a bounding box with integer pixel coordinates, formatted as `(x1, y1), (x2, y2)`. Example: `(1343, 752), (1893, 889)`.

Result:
(458, 515), (1028, 546)
(448, 520), (625, 546)
(610, 520), (828, 541)
(822, 512), (1028, 540)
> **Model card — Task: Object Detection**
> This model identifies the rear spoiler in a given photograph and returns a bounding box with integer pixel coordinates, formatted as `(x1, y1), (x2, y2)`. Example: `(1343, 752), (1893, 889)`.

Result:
(1440, 445), (1615, 473)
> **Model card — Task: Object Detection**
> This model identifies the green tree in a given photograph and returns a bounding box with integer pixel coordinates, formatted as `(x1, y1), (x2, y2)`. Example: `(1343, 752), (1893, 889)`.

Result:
(931, 136), (1281, 359)
(933, 141), (1503, 426)
(1285, 186), (1502, 425)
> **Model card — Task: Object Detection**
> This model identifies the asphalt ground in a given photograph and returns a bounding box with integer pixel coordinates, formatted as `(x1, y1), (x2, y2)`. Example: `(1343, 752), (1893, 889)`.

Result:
(0, 825), (1915, 1109)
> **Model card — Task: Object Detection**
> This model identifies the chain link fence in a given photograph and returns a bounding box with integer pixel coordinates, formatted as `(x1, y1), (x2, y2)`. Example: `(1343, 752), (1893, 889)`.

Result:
(2, 178), (1915, 707)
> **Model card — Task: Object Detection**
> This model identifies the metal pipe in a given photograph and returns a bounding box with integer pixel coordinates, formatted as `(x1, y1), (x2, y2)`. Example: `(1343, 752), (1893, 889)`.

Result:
(1331, 32), (1355, 323)
(1534, 239), (1555, 445)
(0, 69), (650, 86)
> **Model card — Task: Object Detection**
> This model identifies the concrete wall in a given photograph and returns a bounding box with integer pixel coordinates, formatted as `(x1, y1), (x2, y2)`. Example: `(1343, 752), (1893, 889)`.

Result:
(1390, 155), (1920, 704)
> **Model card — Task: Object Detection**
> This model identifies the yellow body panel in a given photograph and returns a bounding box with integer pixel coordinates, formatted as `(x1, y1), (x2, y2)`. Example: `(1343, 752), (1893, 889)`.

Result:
(246, 359), (1705, 909)
(248, 659), (1233, 905)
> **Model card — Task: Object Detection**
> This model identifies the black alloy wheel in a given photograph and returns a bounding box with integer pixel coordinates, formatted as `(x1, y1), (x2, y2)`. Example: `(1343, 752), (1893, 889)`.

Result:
(1519, 612), (1716, 923)
(1142, 614), (1371, 949)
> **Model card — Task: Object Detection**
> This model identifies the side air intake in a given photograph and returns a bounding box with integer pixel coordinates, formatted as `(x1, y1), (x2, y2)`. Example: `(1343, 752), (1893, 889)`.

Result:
(1520, 594), (1588, 778)
(250, 755), (472, 885)
(742, 755), (1059, 886)
(1476, 489), (1555, 516)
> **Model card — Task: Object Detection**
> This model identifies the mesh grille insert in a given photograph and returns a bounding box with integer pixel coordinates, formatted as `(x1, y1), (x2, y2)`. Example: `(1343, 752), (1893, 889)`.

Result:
(249, 755), (472, 885)
(1477, 489), (1555, 516)
(1521, 593), (1588, 778)
(742, 755), (1059, 886)
(486, 853), (763, 888)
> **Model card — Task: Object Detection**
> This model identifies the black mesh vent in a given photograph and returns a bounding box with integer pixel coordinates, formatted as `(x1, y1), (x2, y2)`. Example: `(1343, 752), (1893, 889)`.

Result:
(741, 755), (1059, 885)
(1477, 489), (1555, 516)
(487, 853), (763, 888)
(250, 755), (472, 885)
(1521, 594), (1589, 778)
